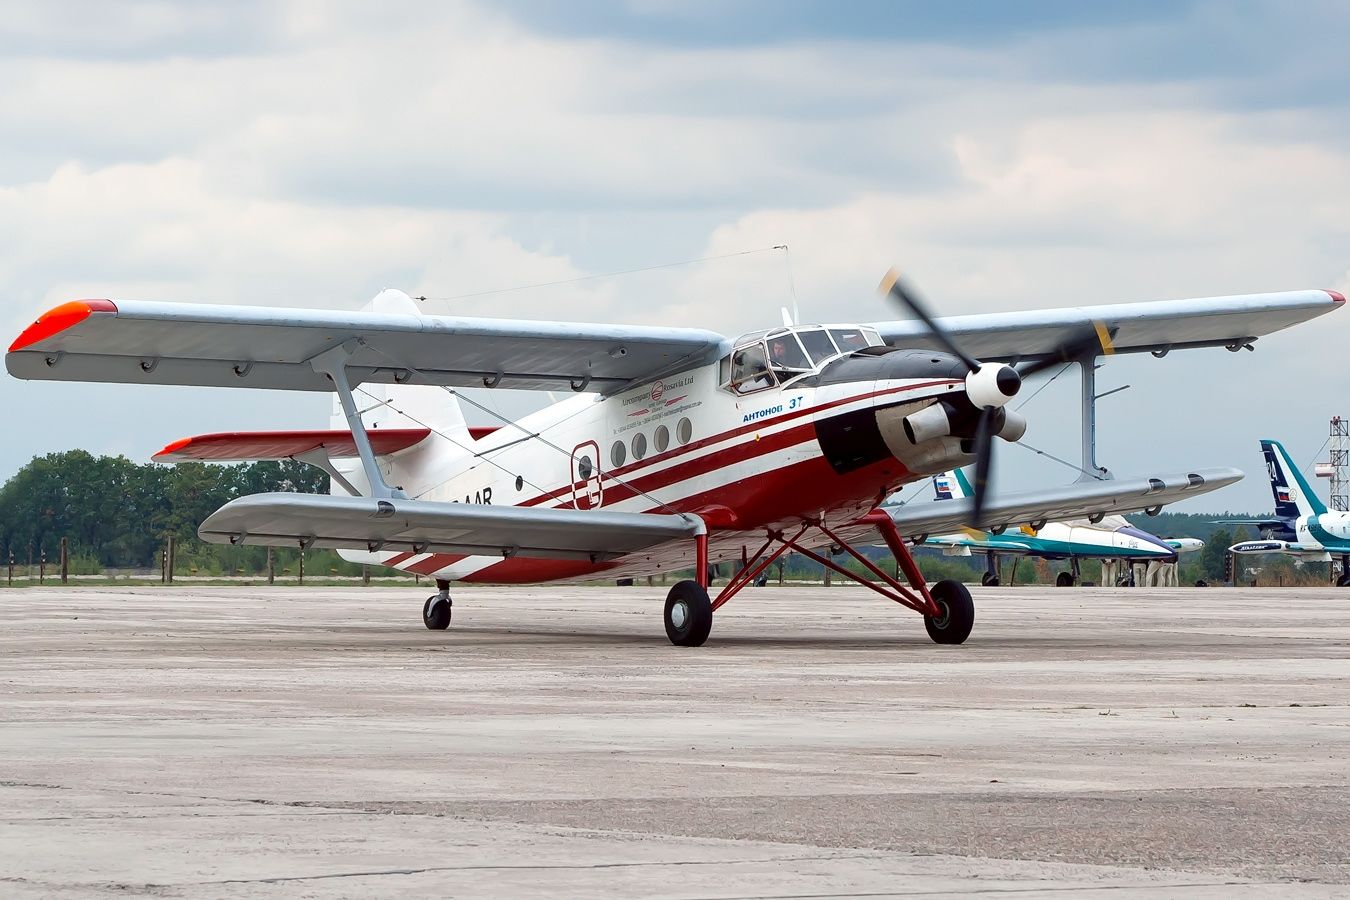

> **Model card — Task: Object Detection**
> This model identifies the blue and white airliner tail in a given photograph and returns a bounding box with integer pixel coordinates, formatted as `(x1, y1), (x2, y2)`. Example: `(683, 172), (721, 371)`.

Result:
(1228, 440), (1350, 583)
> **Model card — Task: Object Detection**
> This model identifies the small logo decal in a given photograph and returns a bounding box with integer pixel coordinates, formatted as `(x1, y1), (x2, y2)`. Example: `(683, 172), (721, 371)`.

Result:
(651, 380), (665, 403)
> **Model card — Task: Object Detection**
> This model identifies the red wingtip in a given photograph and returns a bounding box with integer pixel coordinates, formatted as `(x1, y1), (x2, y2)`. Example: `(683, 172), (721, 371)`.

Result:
(1327, 290), (1346, 303)
(154, 436), (193, 461)
(8, 299), (117, 352)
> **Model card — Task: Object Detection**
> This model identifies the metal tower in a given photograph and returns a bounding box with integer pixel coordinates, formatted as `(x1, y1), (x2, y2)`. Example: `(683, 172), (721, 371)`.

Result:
(1331, 416), (1349, 512)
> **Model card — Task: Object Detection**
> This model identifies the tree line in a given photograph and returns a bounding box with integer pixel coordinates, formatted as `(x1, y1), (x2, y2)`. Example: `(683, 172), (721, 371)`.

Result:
(0, 450), (335, 575)
(0, 450), (1312, 584)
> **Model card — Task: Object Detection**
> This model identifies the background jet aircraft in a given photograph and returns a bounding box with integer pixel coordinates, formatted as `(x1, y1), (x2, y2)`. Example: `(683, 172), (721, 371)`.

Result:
(916, 469), (1204, 586)
(1227, 439), (1350, 585)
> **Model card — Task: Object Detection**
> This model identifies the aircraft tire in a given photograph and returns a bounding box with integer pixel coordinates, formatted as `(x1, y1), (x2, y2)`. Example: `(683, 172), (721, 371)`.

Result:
(980, 571), (1000, 587)
(664, 580), (713, 647)
(924, 579), (974, 645)
(1056, 571), (1075, 587)
(422, 595), (452, 630)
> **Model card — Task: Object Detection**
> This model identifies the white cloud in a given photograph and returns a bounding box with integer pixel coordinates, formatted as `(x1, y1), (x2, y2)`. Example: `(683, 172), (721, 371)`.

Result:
(2, 2), (1349, 511)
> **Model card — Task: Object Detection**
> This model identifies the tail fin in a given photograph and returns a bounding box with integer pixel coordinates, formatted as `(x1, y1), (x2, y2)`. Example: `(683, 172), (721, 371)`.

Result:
(932, 468), (974, 501)
(1261, 439), (1326, 519)
(330, 289), (470, 497)
(330, 289), (469, 438)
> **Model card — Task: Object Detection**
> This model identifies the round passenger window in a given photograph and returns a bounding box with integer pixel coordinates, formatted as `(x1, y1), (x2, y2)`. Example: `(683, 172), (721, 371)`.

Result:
(610, 440), (626, 468)
(631, 432), (647, 460)
(654, 425), (670, 452)
(677, 417), (693, 445)
(577, 455), (593, 480)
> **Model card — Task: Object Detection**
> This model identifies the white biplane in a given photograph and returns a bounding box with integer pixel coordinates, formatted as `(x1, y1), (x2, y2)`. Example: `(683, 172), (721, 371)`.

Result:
(7, 276), (1343, 645)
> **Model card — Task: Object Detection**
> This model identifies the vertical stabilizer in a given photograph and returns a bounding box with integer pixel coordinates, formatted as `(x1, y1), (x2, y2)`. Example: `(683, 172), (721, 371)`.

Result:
(1261, 439), (1326, 519)
(330, 289), (471, 498)
(933, 468), (974, 501)
(330, 289), (469, 438)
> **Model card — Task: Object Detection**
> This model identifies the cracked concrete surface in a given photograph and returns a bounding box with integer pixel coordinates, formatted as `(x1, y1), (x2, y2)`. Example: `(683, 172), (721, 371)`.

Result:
(1, 584), (1347, 897)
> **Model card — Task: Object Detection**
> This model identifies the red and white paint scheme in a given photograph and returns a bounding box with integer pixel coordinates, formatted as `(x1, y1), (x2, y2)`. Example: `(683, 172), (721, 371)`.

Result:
(7, 278), (1343, 645)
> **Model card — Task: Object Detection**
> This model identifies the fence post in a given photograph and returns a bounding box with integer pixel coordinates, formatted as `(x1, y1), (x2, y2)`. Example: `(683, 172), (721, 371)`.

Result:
(167, 535), (175, 584)
(39, 549), (46, 585)
(161, 545), (167, 583)
(362, 564), (370, 586)
(298, 549), (304, 585)
(7, 552), (12, 587)
(267, 547), (275, 585)
(60, 537), (68, 585)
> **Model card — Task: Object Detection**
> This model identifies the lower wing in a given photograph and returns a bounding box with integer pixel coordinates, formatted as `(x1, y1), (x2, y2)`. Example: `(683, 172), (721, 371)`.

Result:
(887, 468), (1242, 538)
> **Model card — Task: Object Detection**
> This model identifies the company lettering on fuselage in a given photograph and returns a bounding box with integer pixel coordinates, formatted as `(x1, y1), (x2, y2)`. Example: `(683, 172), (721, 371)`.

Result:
(743, 405), (783, 423)
(452, 488), (492, 505)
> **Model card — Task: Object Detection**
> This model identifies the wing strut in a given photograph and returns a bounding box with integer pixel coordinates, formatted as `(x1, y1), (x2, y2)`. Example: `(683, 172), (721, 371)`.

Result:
(309, 341), (404, 500)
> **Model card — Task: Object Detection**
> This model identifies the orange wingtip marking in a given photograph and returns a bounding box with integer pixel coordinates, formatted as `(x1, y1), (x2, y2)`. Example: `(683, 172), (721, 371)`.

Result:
(154, 437), (193, 460)
(1328, 290), (1346, 303)
(9, 299), (117, 352)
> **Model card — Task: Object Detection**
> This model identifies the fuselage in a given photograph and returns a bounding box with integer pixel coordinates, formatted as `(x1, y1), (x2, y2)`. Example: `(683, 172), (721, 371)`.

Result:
(1234, 510), (1350, 555)
(927, 518), (1181, 561)
(337, 325), (999, 583)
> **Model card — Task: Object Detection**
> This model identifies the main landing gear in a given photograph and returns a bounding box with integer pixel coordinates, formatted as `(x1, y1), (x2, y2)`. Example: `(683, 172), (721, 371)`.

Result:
(664, 580), (713, 646)
(667, 511), (975, 647)
(423, 580), (452, 630)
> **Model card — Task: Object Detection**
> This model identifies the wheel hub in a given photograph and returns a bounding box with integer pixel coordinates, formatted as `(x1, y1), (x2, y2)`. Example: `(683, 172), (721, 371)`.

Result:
(670, 600), (689, 630)
(931, 599), (950, 629)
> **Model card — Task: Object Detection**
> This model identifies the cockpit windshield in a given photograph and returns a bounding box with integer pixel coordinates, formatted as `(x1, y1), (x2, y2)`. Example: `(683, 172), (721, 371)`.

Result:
(722, 324), (885, 393)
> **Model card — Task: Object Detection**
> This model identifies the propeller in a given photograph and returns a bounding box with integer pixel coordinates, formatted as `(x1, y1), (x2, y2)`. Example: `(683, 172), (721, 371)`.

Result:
(877, 267), (1112, 528)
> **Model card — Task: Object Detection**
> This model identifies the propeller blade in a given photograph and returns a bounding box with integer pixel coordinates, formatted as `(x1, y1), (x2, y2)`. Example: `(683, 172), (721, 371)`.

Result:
(970, 405), (996, 528)
(878, 268), (981, 372)
(1017, 320), (1115, 378)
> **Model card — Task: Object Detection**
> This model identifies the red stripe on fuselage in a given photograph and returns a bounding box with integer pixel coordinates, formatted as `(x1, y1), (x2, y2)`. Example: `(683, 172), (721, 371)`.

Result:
(518, 379), (955, 510)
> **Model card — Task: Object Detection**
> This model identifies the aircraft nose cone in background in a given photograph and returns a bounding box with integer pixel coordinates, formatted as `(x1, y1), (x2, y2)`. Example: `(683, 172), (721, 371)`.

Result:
(1118, 524), (1180, 560)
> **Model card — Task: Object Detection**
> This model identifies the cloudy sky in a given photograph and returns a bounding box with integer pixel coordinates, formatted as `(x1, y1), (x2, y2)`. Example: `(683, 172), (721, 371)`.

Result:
(3, 0), (1348, 511)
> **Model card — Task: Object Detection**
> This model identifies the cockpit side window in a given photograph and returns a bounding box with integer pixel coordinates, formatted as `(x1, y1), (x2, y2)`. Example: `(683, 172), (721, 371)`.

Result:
(765, 332), (811, 378)
(729, 343), (776, 394)
(829, 328), (871, 352)
(796, 328), (838, 364)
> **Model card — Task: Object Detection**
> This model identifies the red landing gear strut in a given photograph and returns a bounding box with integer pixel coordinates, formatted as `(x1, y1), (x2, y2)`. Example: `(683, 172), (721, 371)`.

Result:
(663, 512), (976, 647)
(711, 512), (941, 616)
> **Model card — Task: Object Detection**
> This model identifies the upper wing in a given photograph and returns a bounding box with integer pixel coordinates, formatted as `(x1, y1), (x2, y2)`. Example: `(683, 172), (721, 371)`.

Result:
(6, 299), (728, 394)
(870, 290), (1343, 361)
(889, 468), (1242, 537)
(199, 493), (702, 561)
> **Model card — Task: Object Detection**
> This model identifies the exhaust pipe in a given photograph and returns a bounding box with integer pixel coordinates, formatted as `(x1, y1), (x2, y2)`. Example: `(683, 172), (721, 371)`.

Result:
(902, 402), (953, 444)
(996, 409), (1027, 442)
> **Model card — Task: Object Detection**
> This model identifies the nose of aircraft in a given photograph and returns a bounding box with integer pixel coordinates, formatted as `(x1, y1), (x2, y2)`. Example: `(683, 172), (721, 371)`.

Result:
(1119, 525), (1180, 560)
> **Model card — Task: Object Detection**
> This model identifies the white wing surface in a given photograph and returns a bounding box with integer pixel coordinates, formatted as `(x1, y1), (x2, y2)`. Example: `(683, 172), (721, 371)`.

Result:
(887, 468), (1243, 537)
(199, 493), (702, 562)
(871, 290), (1343, 360)
(6, 299), (728, 394)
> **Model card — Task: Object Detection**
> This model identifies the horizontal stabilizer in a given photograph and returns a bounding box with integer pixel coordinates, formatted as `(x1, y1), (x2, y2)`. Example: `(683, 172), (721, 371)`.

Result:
(155, 428), (433, 462)
(199, 493), (702, 562)
(889, 468), (1243, 536)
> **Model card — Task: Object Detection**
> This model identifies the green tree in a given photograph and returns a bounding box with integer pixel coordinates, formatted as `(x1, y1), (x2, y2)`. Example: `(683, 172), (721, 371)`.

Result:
(1200, 528), (1233, 581)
